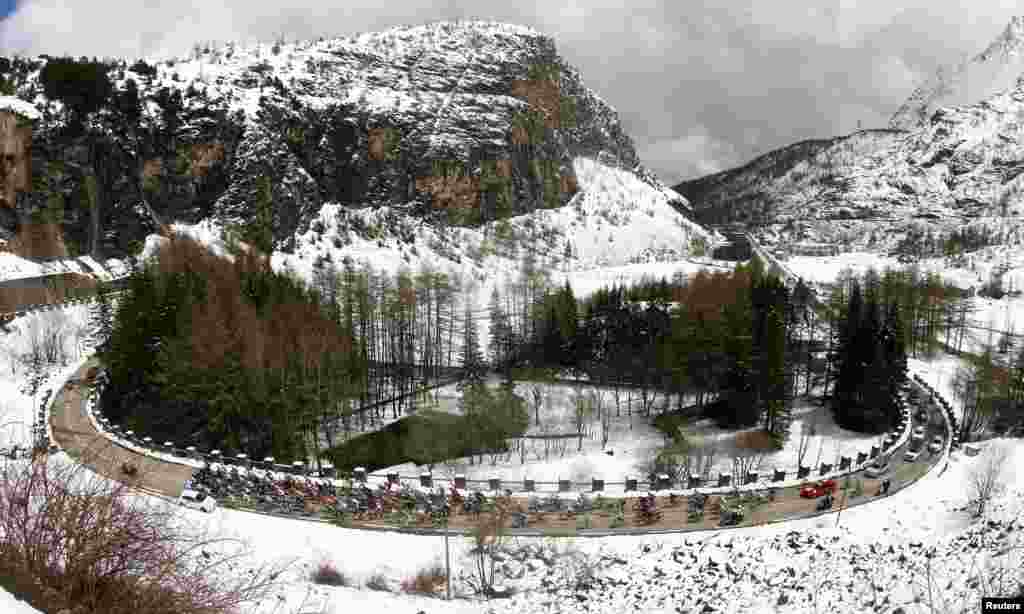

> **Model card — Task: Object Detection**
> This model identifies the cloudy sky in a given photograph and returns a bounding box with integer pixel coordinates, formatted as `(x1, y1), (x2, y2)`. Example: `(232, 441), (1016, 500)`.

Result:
(1, 1), (1022, 184)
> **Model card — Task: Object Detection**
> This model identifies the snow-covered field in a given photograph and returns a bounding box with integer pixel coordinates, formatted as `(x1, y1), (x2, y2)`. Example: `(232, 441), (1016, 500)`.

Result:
(376, 379), (886, 490)
(783, 245), (1024, 297)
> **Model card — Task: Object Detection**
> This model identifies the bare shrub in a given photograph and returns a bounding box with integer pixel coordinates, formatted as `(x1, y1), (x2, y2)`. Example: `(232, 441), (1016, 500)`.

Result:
(459, 494), (511, 597)
(731, 430), (772, 480)
(545, 538), (599, 591)
(399, 561), (447, 596)
(967, 441), (1012, 517)
(0, 454), (288, 614)
(22, 310), (74, 369)
(638, 431), (719, 485)
(904, 525), (1024, 614)
(309, 561), (348, 587)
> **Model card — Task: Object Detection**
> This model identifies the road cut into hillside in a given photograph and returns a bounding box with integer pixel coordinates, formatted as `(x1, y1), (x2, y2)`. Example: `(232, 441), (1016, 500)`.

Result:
(49, 356), (193, 498)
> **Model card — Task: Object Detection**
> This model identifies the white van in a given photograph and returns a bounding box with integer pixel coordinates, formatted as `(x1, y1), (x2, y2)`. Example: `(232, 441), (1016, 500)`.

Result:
(179, 489), (217, 513)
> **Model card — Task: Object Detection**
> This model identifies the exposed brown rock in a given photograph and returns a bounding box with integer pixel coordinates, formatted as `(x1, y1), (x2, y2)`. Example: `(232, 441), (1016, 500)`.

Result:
(510, 124), (532, 146)
(415, 172), (480, 211)
(368, 127), (388, 161)
(511, 78), (563, 129)
(560, 171), (578, 196)
(185, 142), (224, 178)
(7, 221), (69, 260)
(0, 110), (33, 209)
(143, 158), (163, 182)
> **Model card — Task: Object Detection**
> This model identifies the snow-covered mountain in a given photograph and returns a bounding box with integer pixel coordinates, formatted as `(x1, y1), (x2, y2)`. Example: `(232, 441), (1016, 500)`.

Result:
(0, 20), (703, 270)
(674, 17), (1024, 257)
(891, 15), (1024, 130)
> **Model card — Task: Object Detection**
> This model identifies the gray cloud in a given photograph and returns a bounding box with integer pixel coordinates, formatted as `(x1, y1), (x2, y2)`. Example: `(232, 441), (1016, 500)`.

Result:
(1, 0), (1020, 184)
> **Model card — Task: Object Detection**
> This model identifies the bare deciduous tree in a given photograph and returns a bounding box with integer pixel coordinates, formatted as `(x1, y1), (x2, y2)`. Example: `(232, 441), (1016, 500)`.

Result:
(953, 360), (998, 442)
(588, 386), (610, 449)
(731, 430), (771, 482)
(967, 441), (1012, 517)
(527, 381), (547, 427)
(570, 386), (593, 452)
(796, 412), (818, 469)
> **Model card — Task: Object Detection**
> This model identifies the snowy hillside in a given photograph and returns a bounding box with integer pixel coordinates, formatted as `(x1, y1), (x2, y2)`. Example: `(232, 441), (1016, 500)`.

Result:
(681, 82), (1024, 254)
(149, 156), (708, 278)
(674, 17), (1024, 263)
(891, 16), (1024, 130)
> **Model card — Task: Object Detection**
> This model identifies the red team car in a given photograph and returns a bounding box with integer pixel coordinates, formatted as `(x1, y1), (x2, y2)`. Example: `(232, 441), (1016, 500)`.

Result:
(799, 479), (837, 499)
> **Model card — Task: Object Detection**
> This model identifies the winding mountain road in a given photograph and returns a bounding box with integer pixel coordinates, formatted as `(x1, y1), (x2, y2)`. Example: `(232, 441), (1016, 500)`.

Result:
(49, 357), (193, 498)
(47, 353), (950, 535)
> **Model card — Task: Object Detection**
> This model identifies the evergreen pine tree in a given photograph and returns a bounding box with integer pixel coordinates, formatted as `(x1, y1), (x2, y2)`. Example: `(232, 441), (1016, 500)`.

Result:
(243, 174), (274, 270)
(90, 280), (115, 351)
(832, 281), (863, 426)
(761, 305), (791, 443)
(541, 305), (564, 367)
(488, 287), (513, 375)
(458, 298), (486, 389)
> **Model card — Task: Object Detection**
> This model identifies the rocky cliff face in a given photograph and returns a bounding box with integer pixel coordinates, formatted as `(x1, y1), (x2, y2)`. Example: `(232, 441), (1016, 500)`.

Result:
(674, 17), (1024, 256)
(0, 103), (35, 211)
(0, 20), (679, 261)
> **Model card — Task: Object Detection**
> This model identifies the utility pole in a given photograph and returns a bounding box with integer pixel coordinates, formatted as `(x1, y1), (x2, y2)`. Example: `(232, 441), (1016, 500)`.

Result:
(444, 502), (451, 600)
(834, 480), (849, 528)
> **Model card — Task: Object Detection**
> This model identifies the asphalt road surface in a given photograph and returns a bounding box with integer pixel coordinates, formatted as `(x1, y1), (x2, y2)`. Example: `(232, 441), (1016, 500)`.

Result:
(49, 357), (193, 498)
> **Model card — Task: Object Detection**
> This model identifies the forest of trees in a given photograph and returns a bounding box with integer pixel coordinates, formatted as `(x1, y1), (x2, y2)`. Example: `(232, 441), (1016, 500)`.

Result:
(827, 277), (906, 433)
(95, 232), (542, 466)
(950, 337), (1024, 441)
(498, 260), (800, 445)
(96, 224), (1012, 468)
(496, 263), (995, 438)
(96, 235), (365, 463)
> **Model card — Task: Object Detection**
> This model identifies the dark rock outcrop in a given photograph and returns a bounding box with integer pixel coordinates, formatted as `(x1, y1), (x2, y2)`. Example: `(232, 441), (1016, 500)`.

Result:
(0, 21), (660, 260)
